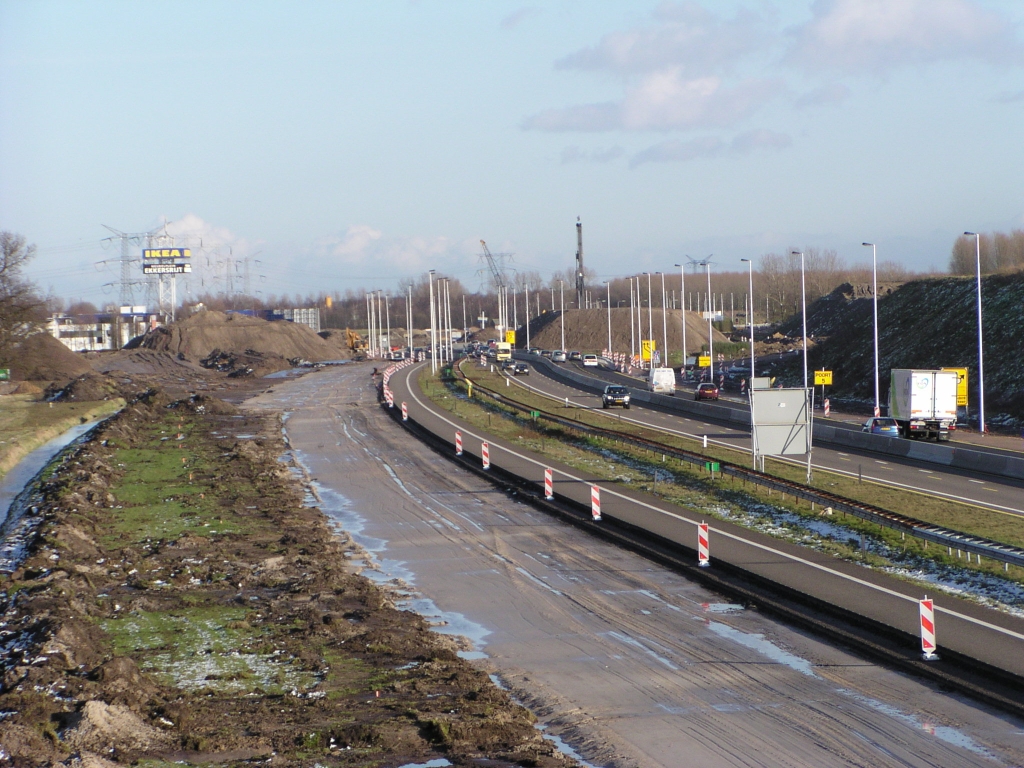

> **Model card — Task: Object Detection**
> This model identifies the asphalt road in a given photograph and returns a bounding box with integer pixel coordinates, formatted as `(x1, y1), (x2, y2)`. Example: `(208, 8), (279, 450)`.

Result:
(505, 359), (1024, 521)
(246, 363), (1024, 768)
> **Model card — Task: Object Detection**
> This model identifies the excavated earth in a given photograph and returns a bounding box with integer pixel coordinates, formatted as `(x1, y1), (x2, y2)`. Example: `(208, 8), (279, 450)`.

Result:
(0, 365), (573, 766)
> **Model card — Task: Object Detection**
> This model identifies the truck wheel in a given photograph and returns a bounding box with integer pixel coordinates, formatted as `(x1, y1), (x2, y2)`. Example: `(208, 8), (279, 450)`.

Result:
(625, 404), (630, 409)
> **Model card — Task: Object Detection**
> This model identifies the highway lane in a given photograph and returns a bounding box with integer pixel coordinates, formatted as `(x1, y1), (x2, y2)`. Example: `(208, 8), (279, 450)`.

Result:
(500, 358), (1024, 520)
(247, 362), (1024, 768)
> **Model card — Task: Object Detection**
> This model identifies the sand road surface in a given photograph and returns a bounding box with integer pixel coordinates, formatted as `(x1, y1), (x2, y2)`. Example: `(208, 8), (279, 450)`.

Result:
(247, 363), (1024, 768)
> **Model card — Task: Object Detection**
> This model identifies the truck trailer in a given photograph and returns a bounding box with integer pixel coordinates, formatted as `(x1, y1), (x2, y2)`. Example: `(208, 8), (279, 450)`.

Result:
(888, 369), (958, 441)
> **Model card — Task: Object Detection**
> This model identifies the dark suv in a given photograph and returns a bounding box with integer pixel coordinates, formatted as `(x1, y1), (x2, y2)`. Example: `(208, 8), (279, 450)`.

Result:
(602, 385), (631, 409)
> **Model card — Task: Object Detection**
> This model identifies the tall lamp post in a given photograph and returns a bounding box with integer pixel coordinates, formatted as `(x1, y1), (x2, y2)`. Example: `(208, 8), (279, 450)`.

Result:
(645, 272), (654, 369)
(740, 258), (755, 381)
(964, 231), (985, 433)
(525, 284), (531, 350)
(559, 280), (565, 351)
(791, 251), (809, 393)
(605, 280), (612, 353)
(428, 270), (437, 373)
(674, 263), (687, 375)
(700, 259), (713, 381)
(659, 271), (668, 367)
(862, 242), (880, 417)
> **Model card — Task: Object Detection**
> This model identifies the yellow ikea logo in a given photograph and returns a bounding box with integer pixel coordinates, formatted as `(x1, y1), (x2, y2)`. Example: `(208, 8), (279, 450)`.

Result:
(142, 248), (191, 259)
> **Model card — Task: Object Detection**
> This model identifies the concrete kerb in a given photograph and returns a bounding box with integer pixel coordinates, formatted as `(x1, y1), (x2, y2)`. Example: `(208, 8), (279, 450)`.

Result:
(522, 353), (1024, 483)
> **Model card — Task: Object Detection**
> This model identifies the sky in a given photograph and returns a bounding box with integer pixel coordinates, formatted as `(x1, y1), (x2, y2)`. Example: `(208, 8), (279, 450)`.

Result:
(2, 0), (1023, 308)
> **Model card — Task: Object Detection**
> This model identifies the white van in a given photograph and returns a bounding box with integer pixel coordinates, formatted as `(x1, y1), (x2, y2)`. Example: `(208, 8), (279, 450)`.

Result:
(648, 367), (676, 394)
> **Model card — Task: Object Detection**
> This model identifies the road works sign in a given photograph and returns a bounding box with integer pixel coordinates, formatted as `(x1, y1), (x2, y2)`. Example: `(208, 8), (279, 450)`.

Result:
(698, 355), (711, 368)
(814, 370), (833, 386)
(505, 330), (516, 344)
(641, 339), (655, 361)
(942, 367), (968, 407)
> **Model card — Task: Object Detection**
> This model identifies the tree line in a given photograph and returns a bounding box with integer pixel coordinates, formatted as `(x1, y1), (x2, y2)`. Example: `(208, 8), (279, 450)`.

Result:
(950, 230), (1024, 275)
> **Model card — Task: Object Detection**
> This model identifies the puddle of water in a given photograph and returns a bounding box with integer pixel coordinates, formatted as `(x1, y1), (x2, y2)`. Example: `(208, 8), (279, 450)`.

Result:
(836, 689), (997, 759)
(534, 725), (601, 768)
(705, 621), (817, 678)
(397, 760), (451, 768)
(701, 603), (745, 614)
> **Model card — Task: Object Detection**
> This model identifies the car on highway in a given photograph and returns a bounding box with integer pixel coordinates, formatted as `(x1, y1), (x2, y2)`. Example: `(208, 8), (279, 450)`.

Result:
(862, 416), (900, 437)
(551, 350), (567, 362)
(695, 383), (719, 401)
(540, 350), (552, 358)
(568, 351), (582, 361)
(602, 384), (631, 409)
(513, 362), (529, 376)
(582, 354), (599, 367)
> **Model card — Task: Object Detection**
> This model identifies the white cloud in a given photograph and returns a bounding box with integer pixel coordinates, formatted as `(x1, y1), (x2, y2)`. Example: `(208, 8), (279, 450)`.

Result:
(794, 82), (850, 108)
(500, 6), (540, 31)
(622, 71), (781, 130)
(313, 225), (455, 274)
(560, 145), (625, 164)
(787, 0), (1023, 71)
(630, 129), (790, 167)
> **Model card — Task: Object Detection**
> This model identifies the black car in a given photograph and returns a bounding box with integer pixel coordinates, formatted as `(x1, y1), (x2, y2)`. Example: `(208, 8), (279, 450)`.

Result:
(602, 385), (631, 409)
(513, 362), (529, 376)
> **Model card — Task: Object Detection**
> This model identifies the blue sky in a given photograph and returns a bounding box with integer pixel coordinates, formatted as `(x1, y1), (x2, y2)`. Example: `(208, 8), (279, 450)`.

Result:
(2, 1), (1023, 307)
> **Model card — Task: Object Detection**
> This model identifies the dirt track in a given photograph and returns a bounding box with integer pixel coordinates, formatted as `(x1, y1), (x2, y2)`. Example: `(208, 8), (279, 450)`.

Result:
(245, 363), (1024, 768)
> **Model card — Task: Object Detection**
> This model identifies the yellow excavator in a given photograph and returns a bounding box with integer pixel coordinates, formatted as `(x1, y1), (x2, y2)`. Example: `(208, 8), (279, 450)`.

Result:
(345, 328), (367, 352)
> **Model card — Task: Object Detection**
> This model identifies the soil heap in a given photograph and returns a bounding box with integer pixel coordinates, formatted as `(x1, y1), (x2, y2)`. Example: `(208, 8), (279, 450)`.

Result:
(133, 310), (350, 376)
(4, 332), (92, 382)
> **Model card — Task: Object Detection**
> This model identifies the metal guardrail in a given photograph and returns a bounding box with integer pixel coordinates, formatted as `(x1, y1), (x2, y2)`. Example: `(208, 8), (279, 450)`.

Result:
(457, 365), (1024, 571)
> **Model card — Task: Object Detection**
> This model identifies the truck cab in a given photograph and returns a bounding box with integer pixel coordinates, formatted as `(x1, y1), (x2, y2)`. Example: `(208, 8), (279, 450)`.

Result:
(495, 342), (512, 362)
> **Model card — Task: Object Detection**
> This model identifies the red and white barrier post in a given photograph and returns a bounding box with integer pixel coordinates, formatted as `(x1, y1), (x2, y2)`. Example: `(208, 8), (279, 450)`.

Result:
(481, 441), (490, 470)
(591, 485), (601, 521)
(544, 468), (554, 500)
(698, 522), (710, 567)
(401, 402), (408, 422)
(455, 430), (463, 456)
(824, 398), (830, 417)
(920, 597), (938, 660)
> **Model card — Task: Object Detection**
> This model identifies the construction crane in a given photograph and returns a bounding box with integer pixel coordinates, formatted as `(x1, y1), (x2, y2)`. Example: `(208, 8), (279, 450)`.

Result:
(479, 240), (513, 336)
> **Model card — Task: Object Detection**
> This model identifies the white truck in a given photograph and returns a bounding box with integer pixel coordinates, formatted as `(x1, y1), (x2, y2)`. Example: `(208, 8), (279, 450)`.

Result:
(888, 369), (958, 441)
(648, 367), (676, 395)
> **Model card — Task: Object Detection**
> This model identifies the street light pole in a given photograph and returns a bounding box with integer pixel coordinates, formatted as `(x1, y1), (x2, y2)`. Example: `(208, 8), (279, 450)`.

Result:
(659, 271), (668, 367)
(559, 280), (565, 350)
(674, 263), (687, 374)
(605, 280), (612, 353)
(525, 284), (531, 350)
(703, 261), (713, 382)
(965, 231), (986, 433)
(792, 251), (809, 392)
(646, 272), (654, 369)
(629, 277), (636, 359)
(741, 258), (755, 381)
(428, 270), (437, 373)
(862, 242), (880, 417)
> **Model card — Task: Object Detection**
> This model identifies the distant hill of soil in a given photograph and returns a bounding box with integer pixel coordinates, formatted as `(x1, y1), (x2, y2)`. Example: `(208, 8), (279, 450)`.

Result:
(131, 311), (351, 376)
(520, 308), (728, 357)
(5, 332), (93, 382)
(772, 274), (1024, 426)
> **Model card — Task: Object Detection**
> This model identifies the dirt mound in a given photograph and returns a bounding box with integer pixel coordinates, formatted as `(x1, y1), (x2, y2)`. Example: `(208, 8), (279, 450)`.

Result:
(7, 332), (93, 382)
(136, 310), (347, 366)
(523, 308), (728, 358)
(45, 372), (122, 402)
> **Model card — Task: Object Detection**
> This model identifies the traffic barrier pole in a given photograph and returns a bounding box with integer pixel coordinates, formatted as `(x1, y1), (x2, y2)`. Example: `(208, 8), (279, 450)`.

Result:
(591, 485), (601, 521)
(698, 522), (710, 567)
(544, 468), (554, 500)
(481, 441), (490, 470)
(401, 402), (408, 421)
(455, 430), (463, 456)
(824, 398), (830, 417)
(920, 597), (938, 660)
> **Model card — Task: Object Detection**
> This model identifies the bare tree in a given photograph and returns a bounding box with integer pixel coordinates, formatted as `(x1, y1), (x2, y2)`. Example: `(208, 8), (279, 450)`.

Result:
(0, 232), (46, 367)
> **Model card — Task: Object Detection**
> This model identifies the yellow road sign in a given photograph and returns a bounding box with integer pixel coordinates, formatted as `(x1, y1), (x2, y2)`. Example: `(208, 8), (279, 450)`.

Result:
(698, 355), (711, 368)
(505, 330), (516, 344)
(641, 339), (656, 361)
(814, 370), (833, 386)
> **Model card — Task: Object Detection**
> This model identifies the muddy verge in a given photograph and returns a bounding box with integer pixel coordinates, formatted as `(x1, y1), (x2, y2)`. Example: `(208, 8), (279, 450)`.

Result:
(0, 388), (574, 767)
